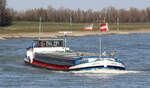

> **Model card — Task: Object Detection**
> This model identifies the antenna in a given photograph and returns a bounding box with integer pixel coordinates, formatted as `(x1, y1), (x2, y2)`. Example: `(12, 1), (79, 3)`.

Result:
(99, 37), (101, 59)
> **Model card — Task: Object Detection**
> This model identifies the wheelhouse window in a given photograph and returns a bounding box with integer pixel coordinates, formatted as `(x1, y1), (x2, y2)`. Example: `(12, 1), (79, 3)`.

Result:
(48, 41), (53, 46)
(34, 40), (63, 47)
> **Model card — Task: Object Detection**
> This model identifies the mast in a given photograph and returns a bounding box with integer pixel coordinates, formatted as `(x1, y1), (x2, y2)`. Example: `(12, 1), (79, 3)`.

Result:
(117, 17), (120, 31)
(39, 16), (42, 39)
(58, 31), (72, 52)
(104, 16), (106, 24)
(99, 38), (101, 59)
(70, 16), (72, 32)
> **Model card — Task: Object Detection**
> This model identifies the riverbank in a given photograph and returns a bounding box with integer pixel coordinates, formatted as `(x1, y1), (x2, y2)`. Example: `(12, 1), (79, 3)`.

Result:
(0, 29), (150, 40)
(1, 22), (150, 40)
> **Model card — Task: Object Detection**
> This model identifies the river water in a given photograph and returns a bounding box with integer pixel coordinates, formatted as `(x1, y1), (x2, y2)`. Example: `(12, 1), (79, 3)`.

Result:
(0, 34), (150, 88)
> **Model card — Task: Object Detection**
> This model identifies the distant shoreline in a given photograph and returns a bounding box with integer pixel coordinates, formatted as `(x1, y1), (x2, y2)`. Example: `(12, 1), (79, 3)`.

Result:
(1, 22), (150, 40)
(0, 30), (150, 40)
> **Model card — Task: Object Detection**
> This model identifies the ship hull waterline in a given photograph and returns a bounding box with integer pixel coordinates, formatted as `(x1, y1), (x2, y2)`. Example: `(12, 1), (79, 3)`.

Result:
(24, 58), (126, 71)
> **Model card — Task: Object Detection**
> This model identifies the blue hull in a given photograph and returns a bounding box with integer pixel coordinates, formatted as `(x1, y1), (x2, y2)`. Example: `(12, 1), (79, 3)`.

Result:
(78, 66), (125, 71)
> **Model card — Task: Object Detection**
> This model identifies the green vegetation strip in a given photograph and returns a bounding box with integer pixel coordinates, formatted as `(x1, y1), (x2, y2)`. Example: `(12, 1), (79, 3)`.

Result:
(0, 22), (150, 34)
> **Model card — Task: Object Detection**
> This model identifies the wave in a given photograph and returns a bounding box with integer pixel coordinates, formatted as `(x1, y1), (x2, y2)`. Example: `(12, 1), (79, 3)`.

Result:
(70, 69), (144, 74)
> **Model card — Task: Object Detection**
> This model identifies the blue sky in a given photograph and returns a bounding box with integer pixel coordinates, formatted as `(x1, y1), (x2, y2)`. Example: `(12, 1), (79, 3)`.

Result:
(7, 0), (150, 11)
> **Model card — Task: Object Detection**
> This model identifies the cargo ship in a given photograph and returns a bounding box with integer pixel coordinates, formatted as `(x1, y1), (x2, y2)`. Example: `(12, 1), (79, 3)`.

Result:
(24, 38), (126, 71)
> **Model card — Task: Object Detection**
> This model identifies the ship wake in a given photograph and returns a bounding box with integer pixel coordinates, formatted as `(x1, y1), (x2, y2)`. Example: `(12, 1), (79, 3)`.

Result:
(70, 69), (144, 74)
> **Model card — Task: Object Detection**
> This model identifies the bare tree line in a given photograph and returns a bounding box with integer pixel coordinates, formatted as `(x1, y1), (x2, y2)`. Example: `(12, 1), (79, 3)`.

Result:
(0, 0), (12, 26)
(9, 6), (150, 23)
(2, 1), (150, 25)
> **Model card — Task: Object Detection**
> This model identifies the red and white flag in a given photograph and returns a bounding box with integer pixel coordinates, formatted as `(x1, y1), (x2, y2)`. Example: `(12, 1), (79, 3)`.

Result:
(100, 23), (109, 32)
(84, 24), (93, 31)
